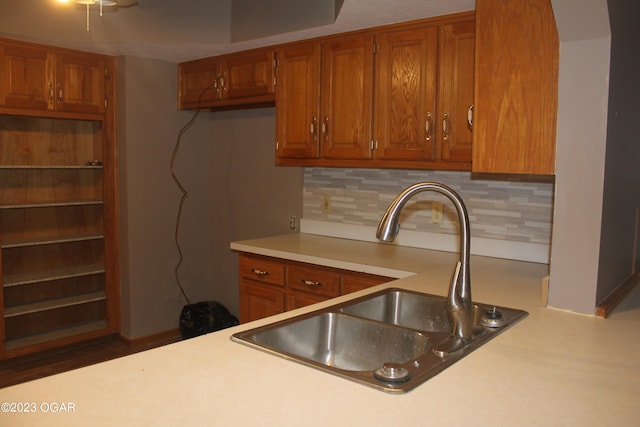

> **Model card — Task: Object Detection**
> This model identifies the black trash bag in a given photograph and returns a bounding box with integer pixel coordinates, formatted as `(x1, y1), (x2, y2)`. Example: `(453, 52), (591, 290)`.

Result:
(179, 301), (239, 339)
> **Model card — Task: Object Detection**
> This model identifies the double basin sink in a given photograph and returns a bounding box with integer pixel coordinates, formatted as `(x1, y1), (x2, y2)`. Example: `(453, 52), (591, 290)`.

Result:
(231, 288), (527, 393)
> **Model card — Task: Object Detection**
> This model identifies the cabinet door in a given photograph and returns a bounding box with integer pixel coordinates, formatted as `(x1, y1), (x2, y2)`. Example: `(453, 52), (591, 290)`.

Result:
(473, 0), (558, 174)
(177, 57), (221, 109)
(239, 283), (284, 323)
(285, 291), (329, 311)
(374, 27), (438, 161)
(222, 50), (275, 100)
(341, 273), (391, 295)
(320, 35), (375, 160)
(55, 52), (106, 115)
(275, 43), (321, 159)
(437, 20), (475, 163)
(0, 43), (52, 111)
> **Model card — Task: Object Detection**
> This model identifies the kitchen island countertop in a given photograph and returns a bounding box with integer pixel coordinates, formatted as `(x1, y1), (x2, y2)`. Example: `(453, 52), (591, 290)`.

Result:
(1, 233), (639, 426)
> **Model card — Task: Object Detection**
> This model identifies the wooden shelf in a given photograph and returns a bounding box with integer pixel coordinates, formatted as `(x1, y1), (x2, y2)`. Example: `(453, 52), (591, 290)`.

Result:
(0, 200), (104, 210)
(3, 264), (105, 288)
(0, 165), (103, 170)
(4, 291), (106, 318)
(1, 232), (104, 249)
(5, 320), (108, 352)
(0, 38), (119, 361)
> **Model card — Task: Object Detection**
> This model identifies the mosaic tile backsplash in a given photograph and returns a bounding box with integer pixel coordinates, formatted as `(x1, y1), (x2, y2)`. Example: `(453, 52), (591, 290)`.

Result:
(303, 168), (554, 245)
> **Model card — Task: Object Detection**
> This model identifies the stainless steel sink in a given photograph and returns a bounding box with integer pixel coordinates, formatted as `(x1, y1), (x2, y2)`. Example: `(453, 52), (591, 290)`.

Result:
(232, 288), (527, 393)
(237, 312), (434, 371)
(339, 289), (513, 332)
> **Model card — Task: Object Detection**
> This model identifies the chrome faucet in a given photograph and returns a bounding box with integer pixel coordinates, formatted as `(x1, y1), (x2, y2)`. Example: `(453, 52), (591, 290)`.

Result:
(377, 182), (480, 355)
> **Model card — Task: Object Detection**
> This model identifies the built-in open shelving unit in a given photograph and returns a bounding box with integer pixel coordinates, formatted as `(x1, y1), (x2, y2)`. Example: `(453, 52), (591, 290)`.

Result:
(0, 37), (119, 359)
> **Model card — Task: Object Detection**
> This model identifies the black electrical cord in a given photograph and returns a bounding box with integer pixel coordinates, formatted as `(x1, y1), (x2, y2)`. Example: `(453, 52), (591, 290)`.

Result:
(170, 75), (222, 305)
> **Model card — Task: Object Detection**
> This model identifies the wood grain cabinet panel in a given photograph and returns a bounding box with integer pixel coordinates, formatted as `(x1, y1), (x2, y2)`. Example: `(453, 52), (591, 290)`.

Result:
(0, 39), (107, 116)
(178, 48), (275, 110)
(239, 283), (284, 323)
(473, 0), (558, 174)
(0, 40), (119, 360)
(320, 35), (375, 161)
(437, 20), (475, 163)
(275, 13), (475, 170)
(240, 255), (285, 287)
(374, 26), (438, 161)
(177, 57), (221, 109)
(238, 253), (392, 323)
(286, 265), (340, 298)
(275, 42), (321, 160)
(0, 43), (51, 111)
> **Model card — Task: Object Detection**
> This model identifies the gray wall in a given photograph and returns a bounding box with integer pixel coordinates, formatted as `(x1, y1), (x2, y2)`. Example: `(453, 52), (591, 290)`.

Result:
(207, 108), (303, 316)
(117, 55), (206, 338)
(548, 0), (612, 313)
(549, 0), (640, 313)
(597, 0), (640, 302)
(118, 57), (302, 339)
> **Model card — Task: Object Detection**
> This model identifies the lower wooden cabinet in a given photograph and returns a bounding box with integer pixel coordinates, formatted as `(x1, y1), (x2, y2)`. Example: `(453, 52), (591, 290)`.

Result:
(238, 253), (392, 323)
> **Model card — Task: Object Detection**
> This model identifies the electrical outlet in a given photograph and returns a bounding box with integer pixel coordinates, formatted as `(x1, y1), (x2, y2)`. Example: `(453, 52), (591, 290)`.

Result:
(289, 215), (297, 231)
(321, 194), (332, 213)
(432, 201), (443, 224)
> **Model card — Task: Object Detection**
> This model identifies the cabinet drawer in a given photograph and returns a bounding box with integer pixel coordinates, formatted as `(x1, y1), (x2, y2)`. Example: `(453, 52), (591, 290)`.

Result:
(240, 255), (285, 287)
(286, 265), (340, 298)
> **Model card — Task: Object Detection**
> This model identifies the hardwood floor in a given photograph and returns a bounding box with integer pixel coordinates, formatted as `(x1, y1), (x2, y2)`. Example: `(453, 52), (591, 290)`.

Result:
(0, 334), (181, 389)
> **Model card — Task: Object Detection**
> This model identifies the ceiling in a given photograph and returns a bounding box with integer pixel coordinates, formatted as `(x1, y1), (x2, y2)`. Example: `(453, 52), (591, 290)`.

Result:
(0, 0), (475, 63)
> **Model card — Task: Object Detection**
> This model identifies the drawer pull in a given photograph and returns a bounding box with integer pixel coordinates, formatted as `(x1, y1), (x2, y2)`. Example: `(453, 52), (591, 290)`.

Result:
(251, 268), (269, 277)
(301, 279), (322, 288)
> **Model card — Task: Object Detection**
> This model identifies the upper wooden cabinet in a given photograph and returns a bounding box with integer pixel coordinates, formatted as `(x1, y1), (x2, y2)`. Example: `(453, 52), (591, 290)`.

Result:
(178, 48), (276, 110)
(374, 19), (474, 166)
(374, 26), (438, 162)
(274, 35), (376, 163)
(275, 13), (475, 170)
(0, 39), (107, 116)
(473, 0), (558, 174)
(177, 57), (221, 109)
(320, 35), (376, 161)
(437, 20), (475, 163)
(274, 43), (321, 159)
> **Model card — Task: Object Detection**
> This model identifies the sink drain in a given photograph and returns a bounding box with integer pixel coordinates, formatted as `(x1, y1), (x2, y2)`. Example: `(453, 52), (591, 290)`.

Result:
(374, 363), (411, 383)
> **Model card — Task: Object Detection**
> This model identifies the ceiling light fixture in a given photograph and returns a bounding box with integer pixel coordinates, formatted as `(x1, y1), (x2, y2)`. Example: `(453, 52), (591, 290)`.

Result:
(57, 0), (138, 31)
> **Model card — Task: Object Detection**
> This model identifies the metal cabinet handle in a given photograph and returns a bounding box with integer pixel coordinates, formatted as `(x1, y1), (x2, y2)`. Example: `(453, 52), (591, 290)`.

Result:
(57, 83), (63, 104)
(442, 112), (450, 142)
(49, 82), (54, 104)
(301, 279), (322, 288)
(215, 75), (227, 99)
(467, 105), (473, 129)
(425, 112), (433, 141)
(310, 117), (317, 136)
(321, 117), (329, 139)
(251, 268), (269, 277)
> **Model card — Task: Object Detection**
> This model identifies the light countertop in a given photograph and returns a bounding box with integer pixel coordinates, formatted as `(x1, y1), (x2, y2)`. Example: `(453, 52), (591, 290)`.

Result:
(2, 234), (639, 426)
